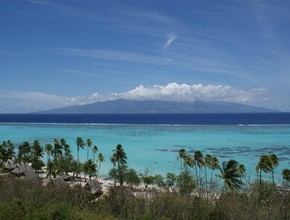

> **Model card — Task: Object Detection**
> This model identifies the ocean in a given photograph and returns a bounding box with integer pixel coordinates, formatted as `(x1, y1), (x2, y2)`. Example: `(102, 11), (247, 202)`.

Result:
(1, 113), (290, 183)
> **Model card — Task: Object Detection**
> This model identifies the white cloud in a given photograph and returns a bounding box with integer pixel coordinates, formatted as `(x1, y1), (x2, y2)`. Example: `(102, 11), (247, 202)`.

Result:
(164, 33), (177, 49)
(114, 83), (267, 103)
(69, 82), (268, 105)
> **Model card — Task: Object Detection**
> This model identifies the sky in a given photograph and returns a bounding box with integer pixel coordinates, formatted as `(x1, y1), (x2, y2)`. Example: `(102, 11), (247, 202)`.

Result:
(1, 0), (290, 113)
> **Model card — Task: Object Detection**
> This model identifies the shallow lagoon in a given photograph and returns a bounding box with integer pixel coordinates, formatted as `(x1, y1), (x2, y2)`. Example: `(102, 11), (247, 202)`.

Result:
(1, 123), (290, 183)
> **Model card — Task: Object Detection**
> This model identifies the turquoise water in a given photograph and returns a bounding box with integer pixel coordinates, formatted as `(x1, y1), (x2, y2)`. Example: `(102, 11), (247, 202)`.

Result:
(1, 123), (290, 183)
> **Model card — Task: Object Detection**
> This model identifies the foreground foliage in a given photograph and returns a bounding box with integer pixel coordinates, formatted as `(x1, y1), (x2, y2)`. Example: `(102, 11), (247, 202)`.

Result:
(0, 176), (289, 220)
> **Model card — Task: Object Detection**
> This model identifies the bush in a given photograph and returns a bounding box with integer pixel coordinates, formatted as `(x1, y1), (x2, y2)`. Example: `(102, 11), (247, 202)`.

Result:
(176, 172), (196, 195)
(125, 168), (141, 187)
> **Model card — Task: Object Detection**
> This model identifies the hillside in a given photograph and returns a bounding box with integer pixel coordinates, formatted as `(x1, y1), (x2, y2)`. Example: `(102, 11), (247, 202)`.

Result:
(37, 99), (276, 114)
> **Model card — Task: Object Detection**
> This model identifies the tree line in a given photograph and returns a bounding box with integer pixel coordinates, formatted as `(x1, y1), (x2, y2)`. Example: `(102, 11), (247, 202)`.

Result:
(0, 138), (104, 182)
(1, 139), (290, 193)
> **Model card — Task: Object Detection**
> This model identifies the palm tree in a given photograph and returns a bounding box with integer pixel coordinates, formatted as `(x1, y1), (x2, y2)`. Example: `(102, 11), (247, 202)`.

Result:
(19, 141), (31, 171)
(256, 154), (273, 191)
(111, 144), (127, 186)
(45, 144), (53, 166)
(238, 164), (246, 181)
(14, 153), (23, 176)
(210, 156), (219, 183)
(0, 143), (7, 166)
(92, 145), (98, 162)
(47, 159), (56, 180)
(184, 155), (194, 173)
(96, 152), (105, 180)
(110, 155), (117, 186)
(193, 150), (205, 187)
(217, 159), (243, 190)
(282, 168), (290, 186)
(62, 141), (72, 159)
(60, 138), (67, 155)
(204, 154), (213, 190)
(6, 140), (15, 165)
(76, 137), (85, 175)
(84, 159), (97, 181)
(31, 140), (44, 170)
(177, 148), (187, 172)
(0, 140), (15, 168)
(61, 139), (72, 174)
(86, 139), (92, 162)
(269, 153), (279, 186)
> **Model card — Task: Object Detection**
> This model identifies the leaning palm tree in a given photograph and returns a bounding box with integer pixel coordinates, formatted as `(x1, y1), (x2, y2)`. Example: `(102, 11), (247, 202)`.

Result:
(204, 154), (214, 190)
(177, 148), (187, 172)
(92, 145), (98, 162)
(193, 150), (205, 187)
(238, 164), (246, 179)
(269, 153), (279, 186)
(256, 154), (272, 192)
(217, 159), (243, 190)
(184, 155), (194, 173)
(86, 139), (92, 162)
(211, 156), (219, 183)
(96, 152), (105, 180)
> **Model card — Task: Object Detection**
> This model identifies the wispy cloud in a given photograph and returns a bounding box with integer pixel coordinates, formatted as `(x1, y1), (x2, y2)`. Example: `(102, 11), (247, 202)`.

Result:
(164, 33), (177, 49)
(55, 48), (169, 65)
(0, 91), (68, 103)
(0, 91), (70, 113)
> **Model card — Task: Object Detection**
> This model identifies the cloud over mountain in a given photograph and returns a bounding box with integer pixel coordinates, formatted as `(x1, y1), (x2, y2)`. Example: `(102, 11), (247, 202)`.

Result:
(0, 83), (268, 113)
(69, 82), (268, 105)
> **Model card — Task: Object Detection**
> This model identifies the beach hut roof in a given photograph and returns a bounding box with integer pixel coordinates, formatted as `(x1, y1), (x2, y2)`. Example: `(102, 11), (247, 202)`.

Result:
(3, 161), (18, 170)
(47, 177), (69, 186)
(84, 180), (102, 195)
(11, 163), (34, 174)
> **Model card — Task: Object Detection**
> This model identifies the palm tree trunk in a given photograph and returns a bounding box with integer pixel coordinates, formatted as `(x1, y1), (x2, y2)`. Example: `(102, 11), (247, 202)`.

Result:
(205, 167), (208, 193)
(77, 149), (80, 177)
(259, 169), (262, 193)
(96, 162), (101, 180)
(87, 147), (89, 161)
(271, 171), (275, 186)
(195, 165), (199, 188)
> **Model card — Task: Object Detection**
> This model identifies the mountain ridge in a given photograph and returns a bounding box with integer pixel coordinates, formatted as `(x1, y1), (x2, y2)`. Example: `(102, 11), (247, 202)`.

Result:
(36, 99), (277, 114)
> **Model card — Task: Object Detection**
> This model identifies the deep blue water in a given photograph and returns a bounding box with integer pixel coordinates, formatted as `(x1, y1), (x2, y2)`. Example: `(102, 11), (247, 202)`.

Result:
(0, 113), (290, 124)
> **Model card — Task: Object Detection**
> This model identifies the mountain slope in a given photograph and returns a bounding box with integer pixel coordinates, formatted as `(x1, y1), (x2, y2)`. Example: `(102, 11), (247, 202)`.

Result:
(37, 99), (277, 114)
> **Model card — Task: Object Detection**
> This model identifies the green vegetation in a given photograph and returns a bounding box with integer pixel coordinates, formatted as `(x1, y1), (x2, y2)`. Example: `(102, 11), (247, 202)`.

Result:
(0, 139), (290, 219)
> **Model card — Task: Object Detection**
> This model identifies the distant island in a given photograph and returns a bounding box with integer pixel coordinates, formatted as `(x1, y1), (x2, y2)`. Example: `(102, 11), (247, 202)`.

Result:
(36, 99), (277, 114)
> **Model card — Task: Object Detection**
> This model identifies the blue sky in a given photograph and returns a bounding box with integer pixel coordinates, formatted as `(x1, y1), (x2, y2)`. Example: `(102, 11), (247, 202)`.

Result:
(1, 0), (290, 113)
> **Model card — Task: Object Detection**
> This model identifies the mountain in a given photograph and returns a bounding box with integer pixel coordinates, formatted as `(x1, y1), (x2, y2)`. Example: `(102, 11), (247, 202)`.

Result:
(36, 99), (277, 114)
